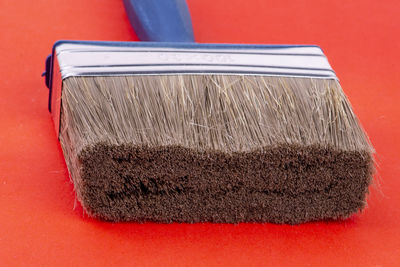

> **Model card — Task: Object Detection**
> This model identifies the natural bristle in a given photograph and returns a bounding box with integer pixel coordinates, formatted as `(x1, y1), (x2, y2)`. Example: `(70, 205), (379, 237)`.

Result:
(60, 75), (374, 224)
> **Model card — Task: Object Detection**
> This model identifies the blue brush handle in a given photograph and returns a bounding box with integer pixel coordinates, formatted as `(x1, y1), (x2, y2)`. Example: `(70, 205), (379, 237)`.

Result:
(123, 0), (195, 42)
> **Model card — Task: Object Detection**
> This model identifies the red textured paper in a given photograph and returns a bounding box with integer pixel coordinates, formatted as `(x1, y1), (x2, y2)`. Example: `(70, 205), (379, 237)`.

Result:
(0, 0), (399, 266)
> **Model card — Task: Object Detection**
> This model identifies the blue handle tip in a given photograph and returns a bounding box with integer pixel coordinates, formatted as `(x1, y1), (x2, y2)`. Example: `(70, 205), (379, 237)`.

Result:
(123, 0), (195, 42)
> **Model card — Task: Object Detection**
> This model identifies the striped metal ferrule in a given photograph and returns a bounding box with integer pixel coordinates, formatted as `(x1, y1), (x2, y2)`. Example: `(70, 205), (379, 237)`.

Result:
(53, 41), (337, 80)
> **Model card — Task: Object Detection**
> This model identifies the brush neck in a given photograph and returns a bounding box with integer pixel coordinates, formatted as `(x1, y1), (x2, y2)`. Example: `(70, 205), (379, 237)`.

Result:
(123, 0), (195, 42)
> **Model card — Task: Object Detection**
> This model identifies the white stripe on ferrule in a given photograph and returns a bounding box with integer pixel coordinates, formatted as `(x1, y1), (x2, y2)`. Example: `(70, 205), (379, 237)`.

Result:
(55, 43), (337, 80)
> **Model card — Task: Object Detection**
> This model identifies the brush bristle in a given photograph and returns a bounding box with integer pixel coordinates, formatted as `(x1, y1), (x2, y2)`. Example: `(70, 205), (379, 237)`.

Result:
(59, 75), (374, 224)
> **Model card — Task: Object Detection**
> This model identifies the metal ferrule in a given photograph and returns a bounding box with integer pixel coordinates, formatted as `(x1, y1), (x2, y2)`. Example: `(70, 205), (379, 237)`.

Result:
(54, 42), (336, 80)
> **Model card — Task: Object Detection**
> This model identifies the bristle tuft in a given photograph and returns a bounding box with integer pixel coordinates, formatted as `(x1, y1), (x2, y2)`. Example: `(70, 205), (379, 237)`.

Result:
(59, 75), (374, 224)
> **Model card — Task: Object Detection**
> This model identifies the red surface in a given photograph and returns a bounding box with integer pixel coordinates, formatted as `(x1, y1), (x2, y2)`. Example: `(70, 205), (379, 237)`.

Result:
(0, 0), (399, 266)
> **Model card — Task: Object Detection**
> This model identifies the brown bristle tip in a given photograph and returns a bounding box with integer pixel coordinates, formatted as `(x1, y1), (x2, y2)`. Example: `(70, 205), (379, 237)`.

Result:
(60, 75), (374, 224)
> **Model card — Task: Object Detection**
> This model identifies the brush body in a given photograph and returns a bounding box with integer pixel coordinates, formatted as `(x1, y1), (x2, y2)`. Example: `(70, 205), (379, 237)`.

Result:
(45, 41), (374, 224)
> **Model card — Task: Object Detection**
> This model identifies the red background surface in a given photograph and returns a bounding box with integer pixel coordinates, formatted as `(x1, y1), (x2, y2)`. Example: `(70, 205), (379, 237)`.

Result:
(1, 0), (399, 266)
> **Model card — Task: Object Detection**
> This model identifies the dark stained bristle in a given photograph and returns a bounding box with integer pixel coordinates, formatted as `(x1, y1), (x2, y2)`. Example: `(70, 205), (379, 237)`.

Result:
(60, 75), (374, 224)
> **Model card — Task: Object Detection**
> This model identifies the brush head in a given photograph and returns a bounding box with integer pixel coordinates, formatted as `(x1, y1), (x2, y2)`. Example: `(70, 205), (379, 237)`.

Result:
(46, 41), (374, 224)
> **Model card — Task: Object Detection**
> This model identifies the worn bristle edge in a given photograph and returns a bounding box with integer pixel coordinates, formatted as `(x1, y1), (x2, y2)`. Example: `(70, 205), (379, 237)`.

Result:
(59, 75), (374, 224)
